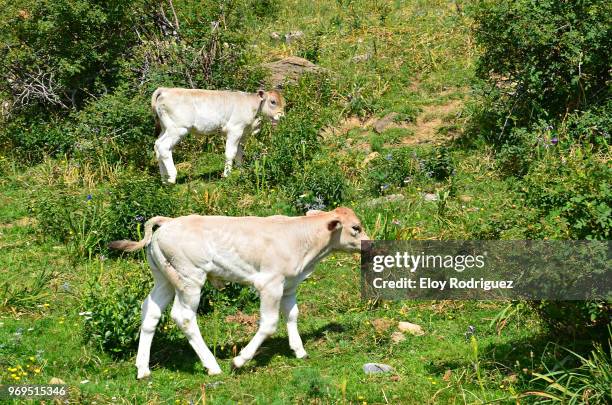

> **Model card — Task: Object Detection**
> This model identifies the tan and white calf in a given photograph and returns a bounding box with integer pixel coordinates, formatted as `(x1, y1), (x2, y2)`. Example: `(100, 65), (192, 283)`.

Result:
(151, 87), (285, 183)
(109, 207), (368, 378)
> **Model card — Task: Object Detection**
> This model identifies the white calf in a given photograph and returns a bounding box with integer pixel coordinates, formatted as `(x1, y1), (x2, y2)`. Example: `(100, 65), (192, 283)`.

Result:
(109, 207), (368, 378)
(151, 87), (285, 183)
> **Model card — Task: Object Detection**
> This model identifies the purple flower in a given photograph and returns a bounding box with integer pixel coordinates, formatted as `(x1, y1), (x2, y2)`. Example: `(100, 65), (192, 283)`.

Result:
(550, 137), (558, 145)
(134, 215), (145, 223)
(86, 194), (92, 201)
(381, 184), (390, 191)
(385, 153), (393, 161)
(391, 219), (401, 226)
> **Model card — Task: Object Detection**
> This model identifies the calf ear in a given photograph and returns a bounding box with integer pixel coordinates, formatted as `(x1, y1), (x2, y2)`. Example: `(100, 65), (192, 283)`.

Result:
(327, 219), (342, 231)
(257, 89), (265, 99)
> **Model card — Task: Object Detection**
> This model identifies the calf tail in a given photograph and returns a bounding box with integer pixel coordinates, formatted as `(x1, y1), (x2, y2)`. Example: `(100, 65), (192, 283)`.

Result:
(108, 216), (172, 252)
(151, 88), (164, 137)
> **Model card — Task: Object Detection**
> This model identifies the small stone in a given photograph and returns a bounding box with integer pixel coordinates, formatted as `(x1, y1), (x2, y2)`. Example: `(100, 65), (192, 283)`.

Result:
(363, 363), (394, 374)
(422, 193), (438, 202)
(391, 331), (406, 344)
(398, 321), (425, 336)
(284, 31), (304, 43)
(352, 53), (371, 63)
(49, 377), (65, 384)
(270, 31), (281, 40)
(373, 112), (400, 133)
(365, 194), (405, 207)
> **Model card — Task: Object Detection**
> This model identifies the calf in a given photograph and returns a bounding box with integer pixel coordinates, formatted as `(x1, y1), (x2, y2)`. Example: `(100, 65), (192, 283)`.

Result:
(109, 207), (369, 378)
(151, 87), (285, 183)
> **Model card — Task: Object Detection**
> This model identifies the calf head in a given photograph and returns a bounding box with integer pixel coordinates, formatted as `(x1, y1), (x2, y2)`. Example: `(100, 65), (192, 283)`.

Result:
(309, 207), (370, 252)
(258, 89), (285, 125)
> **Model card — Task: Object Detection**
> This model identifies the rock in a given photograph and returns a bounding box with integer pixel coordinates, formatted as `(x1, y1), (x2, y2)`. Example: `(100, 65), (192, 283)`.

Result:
(365, 194), (405, 207)
(391, 331), (406, 344)
(458, 195), (472, 203)
(363, 363), (394, 374)
(422, 193), (438, 202)
(398, 321), (425, 336)
(363, 151), (380, 165)
(352, 53), (371, 63)
(284, 30), (304, 43)
(49, 377), (65, 384)
(373, 112), (400, 133)
(261, 56), (327, 87)
(269, 31), (281, 40)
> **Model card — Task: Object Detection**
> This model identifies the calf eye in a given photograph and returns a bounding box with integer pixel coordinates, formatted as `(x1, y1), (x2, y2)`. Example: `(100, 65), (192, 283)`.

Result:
(352, 225), (362, 233)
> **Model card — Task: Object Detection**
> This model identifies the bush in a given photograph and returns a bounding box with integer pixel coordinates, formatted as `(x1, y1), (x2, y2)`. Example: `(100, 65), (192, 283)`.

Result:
(106, 171), (182, 243)
(470, 0), (611, 140)
(533, 301), (611, 339)
(69, 89), (155, 168)
(366, 146), (454, 195)
(29, 184), (111, 259)
(520, 149), (611, 240)
(83, 266), (155, 356)
(291, 155), (348, 212)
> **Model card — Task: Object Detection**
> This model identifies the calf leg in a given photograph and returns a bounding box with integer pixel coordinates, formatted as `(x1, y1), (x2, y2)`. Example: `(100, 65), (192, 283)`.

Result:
(155, 128), (186, 184)
(232, 277), (284, 368)
(281, 291), (307, 359)
(171, 290), (222, 375)
(136, 278), (174, 379)
(223, 127), (244, 177)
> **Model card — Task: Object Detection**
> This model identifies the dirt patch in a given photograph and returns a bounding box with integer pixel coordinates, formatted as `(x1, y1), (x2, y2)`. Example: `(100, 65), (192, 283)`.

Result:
(225, 311), (259, 332)
(401, 99), (462, 145)
(0, 217), (36, 229)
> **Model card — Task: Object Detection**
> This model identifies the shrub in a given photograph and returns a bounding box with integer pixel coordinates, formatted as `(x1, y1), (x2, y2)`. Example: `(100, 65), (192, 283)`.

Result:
(0, 0), (144, 111)
(470, 0), (611, 140)
(83, 266), (155, 356)
(29, 184), (110, 259)
(520, 149), (611, 240)
(529, 327), (612, 404)
(106, 171), (181, 243)
(69, 89), (155, 168)
(291, 155), (348, 212)
(366, 146), (454, 195)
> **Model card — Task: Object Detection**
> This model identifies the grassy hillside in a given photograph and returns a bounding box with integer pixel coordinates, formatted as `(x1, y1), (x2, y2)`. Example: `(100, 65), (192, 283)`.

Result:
(0, 0), (610, 403)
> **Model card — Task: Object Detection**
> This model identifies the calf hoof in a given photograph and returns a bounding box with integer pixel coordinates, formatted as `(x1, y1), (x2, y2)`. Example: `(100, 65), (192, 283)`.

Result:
(207, 367), (222, 376)
(294, 349), (308, 359)
(137, 369), (151, 380)
(231, 355), (247, 369)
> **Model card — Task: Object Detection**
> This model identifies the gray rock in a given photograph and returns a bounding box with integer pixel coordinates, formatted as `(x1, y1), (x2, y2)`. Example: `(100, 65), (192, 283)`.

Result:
(352, 53), (371, 63)
(422, 193), (438, 202)
(363, 363), (394, 374)
(373, 112), (400, 133)
(284, 30), (304, 43)
(261, 56), (327, 87)
(365, 194), (405, 207)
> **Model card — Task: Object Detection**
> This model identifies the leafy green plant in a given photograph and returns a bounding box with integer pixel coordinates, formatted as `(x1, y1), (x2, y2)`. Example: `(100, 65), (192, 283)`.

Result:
(291, 155), (348, 212)
(106, 171), (181, 243)
(526, 329), (612, 404)
(470, 0), (611, 141)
